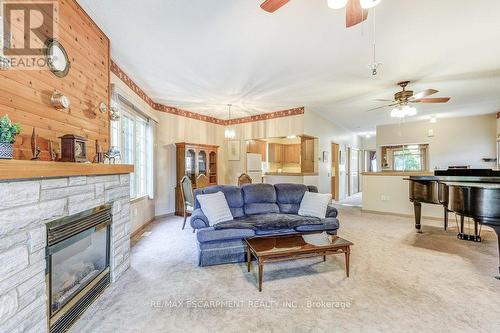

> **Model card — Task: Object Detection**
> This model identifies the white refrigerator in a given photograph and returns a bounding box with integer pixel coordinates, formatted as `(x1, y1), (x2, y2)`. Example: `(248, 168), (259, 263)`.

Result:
(246, 153), (263, 183)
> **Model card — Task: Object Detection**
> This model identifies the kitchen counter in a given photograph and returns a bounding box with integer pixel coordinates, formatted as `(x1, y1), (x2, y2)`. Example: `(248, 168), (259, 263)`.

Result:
(265, 172), (318, 176)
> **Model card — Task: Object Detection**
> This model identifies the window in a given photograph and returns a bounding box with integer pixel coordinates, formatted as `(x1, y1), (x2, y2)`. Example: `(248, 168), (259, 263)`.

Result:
(110, 98), (153, 199)
(382, 144), (428, 171)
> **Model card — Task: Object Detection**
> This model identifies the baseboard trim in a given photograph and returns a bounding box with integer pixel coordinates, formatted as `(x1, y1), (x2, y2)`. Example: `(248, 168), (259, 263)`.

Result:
(361, 209), (443, 221)
(131, 217), (156, 239)
(154, 212), (175, 220)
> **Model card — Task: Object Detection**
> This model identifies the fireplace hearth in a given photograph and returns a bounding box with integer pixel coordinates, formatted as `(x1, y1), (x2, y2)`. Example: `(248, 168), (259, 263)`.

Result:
(46, 205), (112, 333)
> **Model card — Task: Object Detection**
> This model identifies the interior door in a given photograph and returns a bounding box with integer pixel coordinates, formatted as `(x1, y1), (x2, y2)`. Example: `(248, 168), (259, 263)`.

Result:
(348, 148), (360, 196)
(331, 143), (340, 201)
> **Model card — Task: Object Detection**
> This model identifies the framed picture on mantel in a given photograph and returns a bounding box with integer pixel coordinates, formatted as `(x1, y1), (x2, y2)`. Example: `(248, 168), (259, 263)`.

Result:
(228, 140), (240, 161)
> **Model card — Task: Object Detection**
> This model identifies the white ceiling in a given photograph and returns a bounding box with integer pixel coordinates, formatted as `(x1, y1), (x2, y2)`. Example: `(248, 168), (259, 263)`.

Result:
(79, 0), (500, 132)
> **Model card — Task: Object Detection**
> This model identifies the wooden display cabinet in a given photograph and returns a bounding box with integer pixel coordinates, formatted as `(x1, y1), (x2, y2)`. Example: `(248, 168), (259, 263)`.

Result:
(175, 142), (219, 216)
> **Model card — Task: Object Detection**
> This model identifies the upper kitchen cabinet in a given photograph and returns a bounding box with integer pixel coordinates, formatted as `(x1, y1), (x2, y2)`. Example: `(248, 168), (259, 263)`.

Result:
(268, 143), (285, 163)
(246, 139), (267, 160)
(301, 136), (315, 173)
(284, 144), (301, 164)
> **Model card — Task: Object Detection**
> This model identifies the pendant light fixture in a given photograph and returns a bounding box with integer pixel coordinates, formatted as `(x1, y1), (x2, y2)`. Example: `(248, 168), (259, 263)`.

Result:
(224, 104), (236, 139)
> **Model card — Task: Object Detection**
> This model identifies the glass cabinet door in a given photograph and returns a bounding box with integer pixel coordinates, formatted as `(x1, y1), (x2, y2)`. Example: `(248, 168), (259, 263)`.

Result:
(198, 151), (207, 175)
(209, 151), (217, 184)
(186, 149), (196, 183)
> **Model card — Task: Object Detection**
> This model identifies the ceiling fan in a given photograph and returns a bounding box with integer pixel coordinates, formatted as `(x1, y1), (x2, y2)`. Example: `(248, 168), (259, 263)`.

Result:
(260, 0), (381, 28)
(367, 81), (451, 118)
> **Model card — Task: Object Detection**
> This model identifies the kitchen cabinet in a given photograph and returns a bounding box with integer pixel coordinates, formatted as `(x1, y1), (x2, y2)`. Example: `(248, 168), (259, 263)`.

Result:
(246, 139), (267, 160)
(268, 143), (284, 163)
(301, 136), (315, 173)
(284, 144), (301, 163)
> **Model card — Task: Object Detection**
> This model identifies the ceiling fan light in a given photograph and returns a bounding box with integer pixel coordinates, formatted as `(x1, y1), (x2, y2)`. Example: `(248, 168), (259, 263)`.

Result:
(404, 105), (417, 116)
(360, 0), (382, 9)
(390, 108), (404, 118)
(327, 0), (348, 9)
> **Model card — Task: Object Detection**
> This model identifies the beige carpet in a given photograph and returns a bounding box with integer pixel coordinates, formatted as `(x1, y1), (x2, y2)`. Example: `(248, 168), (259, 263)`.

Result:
(70, 206), (500, 333)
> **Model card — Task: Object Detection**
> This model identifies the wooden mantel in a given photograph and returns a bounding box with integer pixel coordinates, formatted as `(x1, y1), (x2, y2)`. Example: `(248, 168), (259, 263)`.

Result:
(0, 160), (134, 181)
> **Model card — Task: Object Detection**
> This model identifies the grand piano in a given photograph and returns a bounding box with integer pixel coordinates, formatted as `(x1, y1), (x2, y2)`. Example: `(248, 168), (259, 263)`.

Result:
(407, 168), (500, 279)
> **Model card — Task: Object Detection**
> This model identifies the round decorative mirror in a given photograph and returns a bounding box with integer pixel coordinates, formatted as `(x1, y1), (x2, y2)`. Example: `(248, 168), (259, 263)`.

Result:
(44, 38), (70, 78)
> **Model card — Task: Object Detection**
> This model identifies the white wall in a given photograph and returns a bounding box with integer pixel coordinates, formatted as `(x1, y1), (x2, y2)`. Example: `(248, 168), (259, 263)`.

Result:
(303, 110), (362, 199)
(376, 114), (497, 170)
(362, 174), (444, 218)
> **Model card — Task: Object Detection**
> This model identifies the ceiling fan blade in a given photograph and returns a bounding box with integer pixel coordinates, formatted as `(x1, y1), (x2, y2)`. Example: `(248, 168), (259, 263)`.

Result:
(373, 98), (394, 102)
(260, 0), (290, 13)
(366, 103), (398, 112)
(346, 0), (368, 28)
(410, 89), (438, 101)
(413, 97), (451, 103)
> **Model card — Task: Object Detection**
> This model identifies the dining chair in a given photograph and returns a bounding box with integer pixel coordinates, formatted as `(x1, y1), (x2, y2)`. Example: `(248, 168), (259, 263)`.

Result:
(238, 173), (252, 187)
(180, 176), (194, 230)
(196, 174), (209, 189)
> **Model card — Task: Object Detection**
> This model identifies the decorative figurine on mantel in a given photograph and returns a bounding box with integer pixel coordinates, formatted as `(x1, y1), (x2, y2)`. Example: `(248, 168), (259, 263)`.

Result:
(0, 115), (21, 159)
(93, 140), (104, 163)
(104, 146), (121, 164)
(31, 128), (41, 160)
(59, 134), (88, 163)
(48, 140), (57, 161)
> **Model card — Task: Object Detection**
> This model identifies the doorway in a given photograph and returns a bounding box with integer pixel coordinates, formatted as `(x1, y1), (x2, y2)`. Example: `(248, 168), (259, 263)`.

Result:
(347, 147), (360, 196)
(331, 143), (340, 201)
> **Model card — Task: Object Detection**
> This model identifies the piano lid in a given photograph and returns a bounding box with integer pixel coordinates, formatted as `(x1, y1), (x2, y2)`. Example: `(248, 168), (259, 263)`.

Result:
(434, 169), (500, 177)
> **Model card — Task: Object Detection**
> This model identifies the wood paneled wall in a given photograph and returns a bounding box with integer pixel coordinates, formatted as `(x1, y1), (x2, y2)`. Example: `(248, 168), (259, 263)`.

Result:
(0, 0), (110, 161)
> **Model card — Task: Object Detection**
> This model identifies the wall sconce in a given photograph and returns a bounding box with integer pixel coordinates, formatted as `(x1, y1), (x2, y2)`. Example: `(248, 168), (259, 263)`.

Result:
(109, 103), (120, 121)
(51, 91), (71, 110)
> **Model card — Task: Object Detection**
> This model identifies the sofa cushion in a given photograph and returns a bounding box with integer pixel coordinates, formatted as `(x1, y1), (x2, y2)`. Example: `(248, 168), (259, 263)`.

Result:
(244, 203), (280, 215)
(196, 227), (255, 243)
(242, 183), (279, 215)
(299, 191), (332, 219)
(294, 217), (340, 232)
(214, 213), (322, 231)
(242, 183), (277, 203)
(195, 185), (245, 218)
(274, 183), (308, 214)
(197, 191), (233, 224)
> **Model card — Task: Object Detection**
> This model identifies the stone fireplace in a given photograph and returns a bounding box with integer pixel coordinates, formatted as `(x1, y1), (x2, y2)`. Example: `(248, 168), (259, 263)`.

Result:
(47, 205), (112, 333)
(0, 164), (133, 333)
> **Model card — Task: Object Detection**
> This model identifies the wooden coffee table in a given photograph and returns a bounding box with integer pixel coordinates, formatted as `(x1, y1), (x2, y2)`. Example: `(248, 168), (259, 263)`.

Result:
(245, 233), (353, 291)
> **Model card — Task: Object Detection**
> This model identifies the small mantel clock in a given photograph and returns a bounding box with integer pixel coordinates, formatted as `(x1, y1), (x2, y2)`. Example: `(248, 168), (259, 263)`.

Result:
(60, 135), (88, 162)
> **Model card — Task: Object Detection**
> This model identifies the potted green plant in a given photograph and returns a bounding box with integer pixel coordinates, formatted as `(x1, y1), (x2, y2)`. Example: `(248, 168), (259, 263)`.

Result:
(0, 115), (21, 159)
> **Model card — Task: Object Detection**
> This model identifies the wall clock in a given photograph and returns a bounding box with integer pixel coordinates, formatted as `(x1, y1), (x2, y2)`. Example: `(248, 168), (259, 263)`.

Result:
(44, 38), (71, 78)
(60, 135), (88, 163)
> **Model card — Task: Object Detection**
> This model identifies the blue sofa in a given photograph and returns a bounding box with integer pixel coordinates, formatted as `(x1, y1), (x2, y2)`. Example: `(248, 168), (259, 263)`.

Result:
(191, 183), (340, 266)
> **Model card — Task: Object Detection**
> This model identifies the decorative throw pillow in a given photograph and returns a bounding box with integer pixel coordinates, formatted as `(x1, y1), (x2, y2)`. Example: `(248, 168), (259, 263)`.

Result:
(197, 191), (233, 224)
(298, 191), (332, 219)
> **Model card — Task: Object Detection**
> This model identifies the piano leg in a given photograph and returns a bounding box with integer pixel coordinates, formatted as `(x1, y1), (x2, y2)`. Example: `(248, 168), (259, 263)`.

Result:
(492, 226), (500, 280)
(444, 208), (448, 231)
(413, 202), (422, 233)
